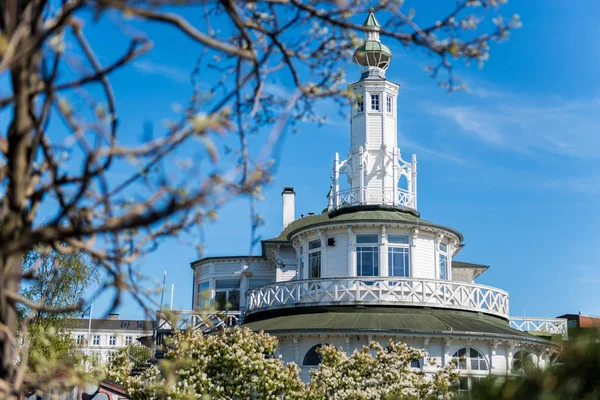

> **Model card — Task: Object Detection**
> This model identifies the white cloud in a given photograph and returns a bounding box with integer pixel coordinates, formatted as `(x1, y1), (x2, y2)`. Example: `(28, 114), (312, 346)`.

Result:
(422, 88), (600, 158)
(398, 133), (465, 165)
(133, 60), (191, 83)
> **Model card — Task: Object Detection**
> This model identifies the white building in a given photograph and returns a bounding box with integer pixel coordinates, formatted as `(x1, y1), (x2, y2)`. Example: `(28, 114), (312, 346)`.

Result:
(69, 313), (154, 364)
(188, 9), (566, 392)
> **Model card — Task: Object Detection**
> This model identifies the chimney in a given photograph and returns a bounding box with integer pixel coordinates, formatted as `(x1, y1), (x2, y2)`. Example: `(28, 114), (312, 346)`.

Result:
(282, 187), (296, 229)
(108, 313), (119, 320)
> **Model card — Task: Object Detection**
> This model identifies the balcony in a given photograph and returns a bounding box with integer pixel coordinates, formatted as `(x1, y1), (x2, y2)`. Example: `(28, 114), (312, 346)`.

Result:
(336, 187), (415, 210)
(246, 277), (509, 319)
(509, 317), (569, 340)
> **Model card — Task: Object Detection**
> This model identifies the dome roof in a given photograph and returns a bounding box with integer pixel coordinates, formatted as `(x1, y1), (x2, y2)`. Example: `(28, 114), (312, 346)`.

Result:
(266, 205), (463, 243)
(353, 40), (392, 69)
(242, 306), (551, 344)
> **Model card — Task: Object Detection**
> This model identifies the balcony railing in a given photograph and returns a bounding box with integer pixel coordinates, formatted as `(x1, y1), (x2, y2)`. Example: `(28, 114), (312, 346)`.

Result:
(336, 187), (415, 209)
(246, 277), (509, 318)
(509, 317), (569, 340)
(156, 310), (240, 333)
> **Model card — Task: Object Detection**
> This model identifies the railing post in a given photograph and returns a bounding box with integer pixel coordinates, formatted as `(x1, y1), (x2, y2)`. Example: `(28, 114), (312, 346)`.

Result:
(333, 153), (339, 209)
(359, 146), (365, 204)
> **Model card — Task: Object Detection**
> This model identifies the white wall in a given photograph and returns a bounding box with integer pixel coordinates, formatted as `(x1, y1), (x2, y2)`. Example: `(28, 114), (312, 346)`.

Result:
(412, 232), (436, 279)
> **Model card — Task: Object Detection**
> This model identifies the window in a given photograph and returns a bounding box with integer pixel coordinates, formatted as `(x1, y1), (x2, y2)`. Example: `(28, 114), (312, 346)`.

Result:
(109, 336), (116, 346)
(76, 335), (85, 345)
(308, 240), (321, 279)
(93, 335), (100, 346)
(137, 321), (145, 329)
(439, 242), (448, 280)
(120, 321), (128, 328)
(388, 235), (410, 277)
(356, 234), (379, 277)
(357, 96), (364, 113)
(197, 281), (210, 309)
(215, 279), (241, 310)
(512, 350), (535, 375)
(125, 336), (133, 345)
(303, 344), (324, 366)
(371, 94), (380, 111)
(453, 347), (488, 371)
(107, 352), (116, 363)
(386, 96), (392, 113)
(457, 376), (484, 394)
(410, 359), (421, 369)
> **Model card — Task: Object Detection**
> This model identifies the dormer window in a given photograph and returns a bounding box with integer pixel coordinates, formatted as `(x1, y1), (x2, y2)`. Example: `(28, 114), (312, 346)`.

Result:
(439, 243), (448, 280)
(356, 234), (379, 276)
(370, 94), (380, 111)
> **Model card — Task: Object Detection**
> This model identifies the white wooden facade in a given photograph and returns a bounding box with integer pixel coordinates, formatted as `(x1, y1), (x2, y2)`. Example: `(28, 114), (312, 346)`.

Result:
(189, 8), (564, 387)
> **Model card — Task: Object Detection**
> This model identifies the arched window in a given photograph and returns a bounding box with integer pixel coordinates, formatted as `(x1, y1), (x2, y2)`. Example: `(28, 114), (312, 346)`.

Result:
(512, 350), (538, 375)
(303, 344), (324, 366)
(453, 347), (488, 371)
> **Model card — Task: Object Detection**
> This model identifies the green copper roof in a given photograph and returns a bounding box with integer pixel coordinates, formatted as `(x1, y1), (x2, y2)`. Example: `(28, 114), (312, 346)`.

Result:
(363, 11), (381, 28)
(243, 307), (548, 343)
(265, 206), (463, 242)
(355, 40), (392, 56)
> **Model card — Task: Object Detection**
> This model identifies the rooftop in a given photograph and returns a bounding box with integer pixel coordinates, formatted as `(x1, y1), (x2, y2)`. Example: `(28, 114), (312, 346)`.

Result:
(266, 205), (463, 243)
(243, 306), (548, 344)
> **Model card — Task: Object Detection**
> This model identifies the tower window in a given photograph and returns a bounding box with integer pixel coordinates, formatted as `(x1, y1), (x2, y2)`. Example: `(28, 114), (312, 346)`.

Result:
(357, 96), (364, 113)
(386, 96), (392, 113)
(370, 94), (380, 111)
(356, 234), (379, 276)
(439, 242), (448, 280)
(308, 239), (321, 278)
(388, 235), (410, 277)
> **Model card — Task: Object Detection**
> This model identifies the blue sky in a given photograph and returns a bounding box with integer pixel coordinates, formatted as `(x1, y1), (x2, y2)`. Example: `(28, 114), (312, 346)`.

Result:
(71, 1), (600, 319)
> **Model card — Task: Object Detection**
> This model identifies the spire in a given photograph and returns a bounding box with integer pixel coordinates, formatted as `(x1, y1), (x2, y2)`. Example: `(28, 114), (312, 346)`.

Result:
(362, 9), (381, 30)
(352, 8), (392, 74)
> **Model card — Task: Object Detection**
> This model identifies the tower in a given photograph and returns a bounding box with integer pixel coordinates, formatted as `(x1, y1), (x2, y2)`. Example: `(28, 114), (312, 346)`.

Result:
(332, 9), (417, 210)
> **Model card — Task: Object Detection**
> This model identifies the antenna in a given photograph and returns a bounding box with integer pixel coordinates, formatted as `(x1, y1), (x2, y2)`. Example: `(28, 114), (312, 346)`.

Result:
(170, 283), (175, 310)
(160, 271), (167, 309)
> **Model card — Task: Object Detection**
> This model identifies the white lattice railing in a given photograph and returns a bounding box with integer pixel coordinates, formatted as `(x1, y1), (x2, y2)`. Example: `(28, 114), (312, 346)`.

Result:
(156, 310), (240, 333)
(509, 317), (568, 340)
(246, 277), (509, 318)
(336, 187), (415, 209)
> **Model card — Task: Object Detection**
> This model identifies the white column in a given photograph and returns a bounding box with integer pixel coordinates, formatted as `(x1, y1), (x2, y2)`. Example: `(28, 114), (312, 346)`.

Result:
(293, 337), (299, 364)
(443, 339), (452, 367)
(412, 154), (417, 209)
(380, 225), (388, 277)
(320, 231), (326, 277)
(240, 270), (249, 310)
(359, 146), (365, 203)
(410, 228), (418, 278)
(348, 227), (356, 276)
(333, 153), (339, 209)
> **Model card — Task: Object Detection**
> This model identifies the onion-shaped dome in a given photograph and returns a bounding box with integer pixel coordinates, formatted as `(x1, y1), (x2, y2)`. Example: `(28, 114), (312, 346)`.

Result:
(352, 9), (392, 70)
(353, 40), (392, 70)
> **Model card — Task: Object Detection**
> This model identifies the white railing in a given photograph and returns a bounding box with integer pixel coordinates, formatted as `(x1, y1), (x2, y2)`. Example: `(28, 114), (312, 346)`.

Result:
(246, 277), (509, 318)
(509, 317), (569, 340)
(336, 187), (415, 209)
(156, 310), (241, 333)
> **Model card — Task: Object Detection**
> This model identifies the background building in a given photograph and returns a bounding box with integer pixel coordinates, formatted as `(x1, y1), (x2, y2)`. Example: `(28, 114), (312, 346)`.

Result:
(69, 313), (154, 364)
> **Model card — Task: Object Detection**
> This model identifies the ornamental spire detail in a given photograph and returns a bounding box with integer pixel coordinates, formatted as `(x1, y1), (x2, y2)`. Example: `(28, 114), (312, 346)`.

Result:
(330, 9), (417, 212)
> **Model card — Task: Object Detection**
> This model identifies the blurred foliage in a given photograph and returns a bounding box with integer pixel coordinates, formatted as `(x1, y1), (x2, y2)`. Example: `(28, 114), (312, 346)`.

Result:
(467, 332), (600, 400)
(18, 247), (98, 372)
